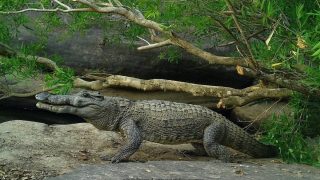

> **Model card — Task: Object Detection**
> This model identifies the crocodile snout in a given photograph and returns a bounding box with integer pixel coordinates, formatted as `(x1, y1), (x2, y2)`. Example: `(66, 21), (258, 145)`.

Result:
(35, 92), (51, 101)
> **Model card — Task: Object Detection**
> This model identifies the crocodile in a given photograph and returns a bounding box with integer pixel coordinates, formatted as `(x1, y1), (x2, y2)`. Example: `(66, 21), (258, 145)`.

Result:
(35, 90), (277, 163)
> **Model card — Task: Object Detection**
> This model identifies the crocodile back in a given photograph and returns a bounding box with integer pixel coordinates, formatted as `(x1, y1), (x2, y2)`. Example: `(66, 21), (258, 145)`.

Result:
(125, 100), (219, 144)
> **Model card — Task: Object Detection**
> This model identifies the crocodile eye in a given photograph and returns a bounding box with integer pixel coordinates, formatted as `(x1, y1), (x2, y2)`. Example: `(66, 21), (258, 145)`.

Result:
(82, 92), (90, 97)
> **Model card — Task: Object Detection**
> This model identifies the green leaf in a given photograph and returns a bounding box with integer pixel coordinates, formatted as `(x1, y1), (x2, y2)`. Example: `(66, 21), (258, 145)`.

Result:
(312, 48), (320, 57)
(312, 41), (320, 51)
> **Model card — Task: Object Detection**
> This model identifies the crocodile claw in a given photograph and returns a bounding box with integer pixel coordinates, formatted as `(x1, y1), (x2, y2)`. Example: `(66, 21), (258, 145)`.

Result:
(110, 156), (121, 163)
(100, 154), (122, 163)
(111, 159), (120, 163)
(100, 155), (112, 161)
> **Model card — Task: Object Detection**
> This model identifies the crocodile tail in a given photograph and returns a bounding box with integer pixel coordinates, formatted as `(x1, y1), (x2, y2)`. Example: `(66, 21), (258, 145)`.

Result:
(222, 120), (277, 158)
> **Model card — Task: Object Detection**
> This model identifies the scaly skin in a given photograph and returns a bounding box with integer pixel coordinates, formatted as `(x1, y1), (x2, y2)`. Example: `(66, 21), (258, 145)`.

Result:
(35, 90), (277, 163)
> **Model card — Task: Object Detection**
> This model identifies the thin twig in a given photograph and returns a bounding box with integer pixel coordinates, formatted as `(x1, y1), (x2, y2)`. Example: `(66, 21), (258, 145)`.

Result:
(243, 99), (282, 131)
(0, 8), (93, 14)
(138, 39), (172, 51)
(137, 36), (151, 45)
(213, 17), (239, 44)
(218, 28), (267, 47)
(225, 0), (259, 71)
(53, 0), (71, 10)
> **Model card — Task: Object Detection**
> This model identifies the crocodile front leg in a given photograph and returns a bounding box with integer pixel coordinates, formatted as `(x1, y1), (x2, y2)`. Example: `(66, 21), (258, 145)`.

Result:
(110, 119), (142, 163)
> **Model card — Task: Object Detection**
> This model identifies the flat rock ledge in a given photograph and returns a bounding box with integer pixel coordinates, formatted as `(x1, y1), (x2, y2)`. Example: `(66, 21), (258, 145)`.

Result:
(49, 160), (320, 180)
(0, 120), (319, 180)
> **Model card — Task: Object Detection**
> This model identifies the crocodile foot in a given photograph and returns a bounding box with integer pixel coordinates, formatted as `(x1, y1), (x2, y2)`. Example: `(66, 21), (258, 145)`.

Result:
(100, 155), (112, 161)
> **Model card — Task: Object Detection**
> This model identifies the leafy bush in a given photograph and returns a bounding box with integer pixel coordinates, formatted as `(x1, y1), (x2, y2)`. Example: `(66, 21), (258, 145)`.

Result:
(261, 93), (320, 167)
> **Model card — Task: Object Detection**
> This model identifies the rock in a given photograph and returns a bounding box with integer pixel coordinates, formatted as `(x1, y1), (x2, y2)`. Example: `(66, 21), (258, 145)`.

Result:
(0, 75), (45, 94)
(1, 120), (319, 180)
(0, 75), (44, 111)
(0, 120), (204, 179)
(48, 160), (320, 180)
(231, 101), (292, 132)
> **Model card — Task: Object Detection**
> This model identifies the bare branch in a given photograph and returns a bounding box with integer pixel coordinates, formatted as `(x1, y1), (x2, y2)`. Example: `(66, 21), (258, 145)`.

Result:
(0, 7), (93, 14)
(75, 75), (243, 97)
(53, 0), (71, 10)
(21, 55), (60, 72)
(217, 88), (292, 108)
(74, 74), (293, 107)
(170, 34), (250, 67)
(138, 39), (172, 51)
(137, 36), (151, 45)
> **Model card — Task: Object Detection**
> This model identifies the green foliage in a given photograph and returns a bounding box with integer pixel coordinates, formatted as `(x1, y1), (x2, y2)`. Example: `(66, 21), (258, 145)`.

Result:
(261, 114), (320, 167)
(262, 115), (310, 164)
(45, 68), (74, 94)
(0, 54), (73, 94)
(312, 41), (320, 61)
(122, 23), (147, 44)
(257, 0), (320, 161)
(158, 47), (181, 63)
(261, 93), (320, 167)
(0, 56), (38, 79)
(290, 93), (320, 137)
(0, 0), (28, 10)
(0, 22), (11, 43)
(303, 67), (320, 90)
(0, 14), (28, 44)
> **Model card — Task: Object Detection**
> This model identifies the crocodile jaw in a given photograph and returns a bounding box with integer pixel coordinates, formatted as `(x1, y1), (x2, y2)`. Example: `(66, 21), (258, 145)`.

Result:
(36, 102), (79, 114)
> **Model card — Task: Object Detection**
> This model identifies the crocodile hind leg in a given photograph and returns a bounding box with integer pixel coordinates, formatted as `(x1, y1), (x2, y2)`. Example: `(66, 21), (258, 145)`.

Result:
(190, 143), (207, 156)
(203, 122), (232, 162)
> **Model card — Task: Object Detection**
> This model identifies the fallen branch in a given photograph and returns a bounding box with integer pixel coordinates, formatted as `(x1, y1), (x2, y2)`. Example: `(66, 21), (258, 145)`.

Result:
(17, 54), (60, 72)
(75, 75), (241, 97)
(217, 88), (292, 108)
(74, 74), (293, 108)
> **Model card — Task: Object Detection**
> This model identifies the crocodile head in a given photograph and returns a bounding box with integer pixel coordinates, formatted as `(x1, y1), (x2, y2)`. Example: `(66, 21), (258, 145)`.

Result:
(35, 90), (106, 119)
